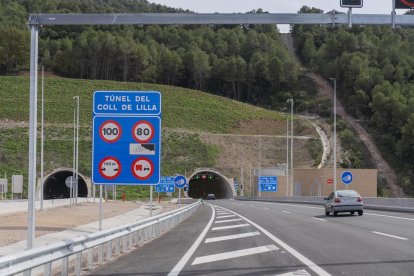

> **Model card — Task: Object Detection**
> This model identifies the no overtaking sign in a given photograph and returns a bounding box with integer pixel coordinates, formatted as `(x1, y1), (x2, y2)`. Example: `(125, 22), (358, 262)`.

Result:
(92, 91), (161, 185)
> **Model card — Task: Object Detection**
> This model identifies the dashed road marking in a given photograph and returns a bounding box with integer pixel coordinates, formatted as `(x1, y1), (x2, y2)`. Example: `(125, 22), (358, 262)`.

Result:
(205, 231), (261, 243)
(312, 217), (326, 222)
(371, 231), (408, 240)
(212, 224), (250, 231)
(191, 245), (278, 265)
(366, 213), (414, 222)
(281, 211), (291, 214)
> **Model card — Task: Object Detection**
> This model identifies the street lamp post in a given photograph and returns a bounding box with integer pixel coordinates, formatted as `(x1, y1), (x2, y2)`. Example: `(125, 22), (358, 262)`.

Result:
(287, 99), (294, 196)
(329, 78), (337, 193)
(40, 66), (45, 210)
(286, 117), (289, 196)
(72, 96), (80, 204)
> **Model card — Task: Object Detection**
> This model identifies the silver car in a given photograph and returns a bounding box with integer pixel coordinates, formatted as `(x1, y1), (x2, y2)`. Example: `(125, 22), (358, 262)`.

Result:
(324, 190), (363, 216)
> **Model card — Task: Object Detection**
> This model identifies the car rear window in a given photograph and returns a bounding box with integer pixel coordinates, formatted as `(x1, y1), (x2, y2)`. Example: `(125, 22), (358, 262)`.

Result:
(337, 191), (359, 197)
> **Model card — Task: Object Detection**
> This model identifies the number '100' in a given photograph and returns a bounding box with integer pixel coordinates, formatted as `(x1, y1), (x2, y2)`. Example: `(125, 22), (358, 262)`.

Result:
(103, 127), (119, 136)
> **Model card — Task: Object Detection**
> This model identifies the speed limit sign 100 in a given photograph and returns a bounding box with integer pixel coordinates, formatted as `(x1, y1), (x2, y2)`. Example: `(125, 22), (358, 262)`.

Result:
(132, 120), (154, 143)
(99, 120), (122, 143)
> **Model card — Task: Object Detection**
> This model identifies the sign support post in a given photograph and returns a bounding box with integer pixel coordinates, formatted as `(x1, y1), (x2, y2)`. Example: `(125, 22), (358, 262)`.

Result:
(99, 185), (103, 231)
(150, 185), (153, 217)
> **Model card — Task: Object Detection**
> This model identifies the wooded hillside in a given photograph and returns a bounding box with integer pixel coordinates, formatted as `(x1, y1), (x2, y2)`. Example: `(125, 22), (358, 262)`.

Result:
(0, 0), (299, 108)
(292, 6), (414, 195)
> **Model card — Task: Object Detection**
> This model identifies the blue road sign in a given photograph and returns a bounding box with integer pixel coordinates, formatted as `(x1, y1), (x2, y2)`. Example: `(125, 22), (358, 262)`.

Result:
(341, 171), (353, 185)
(92, 91), (161, 185)
(174, 175), (187, 189)
(156, 176), (175, 193)
(93, 91), (161, 116)
(234, 178), (239, 191)
(259, 176), (278, 192)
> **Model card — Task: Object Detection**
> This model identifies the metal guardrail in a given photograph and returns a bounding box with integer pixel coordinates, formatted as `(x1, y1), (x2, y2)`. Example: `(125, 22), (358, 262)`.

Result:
(235, 196), (414, 213)
(0, 200), (201, 276)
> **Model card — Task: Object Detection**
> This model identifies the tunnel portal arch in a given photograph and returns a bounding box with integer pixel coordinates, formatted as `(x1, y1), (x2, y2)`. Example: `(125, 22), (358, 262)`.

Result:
(188, 168), (234, 199)
(42, 169), (88, 199)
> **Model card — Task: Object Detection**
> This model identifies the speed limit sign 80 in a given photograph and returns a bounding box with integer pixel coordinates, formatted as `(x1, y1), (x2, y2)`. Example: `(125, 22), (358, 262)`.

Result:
(132, 120), (154, 143)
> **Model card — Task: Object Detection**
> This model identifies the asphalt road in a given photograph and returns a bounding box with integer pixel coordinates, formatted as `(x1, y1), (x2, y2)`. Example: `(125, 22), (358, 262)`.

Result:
(90, 199), (414, 276)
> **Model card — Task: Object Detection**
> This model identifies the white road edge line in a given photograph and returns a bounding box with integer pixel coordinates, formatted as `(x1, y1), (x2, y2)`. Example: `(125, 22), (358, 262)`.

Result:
(275, 269), (311, 276)
(312, 217), (326, 222)
(215, 218), (243, 224)
(218, 206), (331, 276)
(192, 245), (278, 265)
(371, 231), (408, 240)
(167, 204), (215, 276)
(205, 231), (261, 243)
(216, 214), (237, 219)
(212, 224), (250, 231)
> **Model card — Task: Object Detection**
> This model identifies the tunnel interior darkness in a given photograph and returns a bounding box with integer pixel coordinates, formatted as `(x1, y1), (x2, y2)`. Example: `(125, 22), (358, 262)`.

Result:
(188, 171), (233, 199)
(44, 170), (88, 199)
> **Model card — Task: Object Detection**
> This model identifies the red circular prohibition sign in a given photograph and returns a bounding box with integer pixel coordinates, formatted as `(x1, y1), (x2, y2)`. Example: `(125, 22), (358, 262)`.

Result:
(401, 0), (414, 7)
(131, 157), (154, 180)
(132, 120), (155, 143)
(99, 156), (122, 180)
(99, 120), (122, 143)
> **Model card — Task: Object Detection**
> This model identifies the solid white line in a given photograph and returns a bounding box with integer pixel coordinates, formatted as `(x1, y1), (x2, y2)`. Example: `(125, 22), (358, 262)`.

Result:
(218, 206), (332, 276)
(217, 214), (237, 219)
(371, 231), (408, 240)
(264, 207), (270, 210)
(191, 245), (278, 265)
(312, 217), (326, 222)
(275, 269), (311, 276)
(205, 231), (261, 243)
(212, 224), (250, 231)
(366, 213), (414, 222)
(282, 211), (291, 214)
(167, 204), (215, 276)
(215, 218), (243, 224)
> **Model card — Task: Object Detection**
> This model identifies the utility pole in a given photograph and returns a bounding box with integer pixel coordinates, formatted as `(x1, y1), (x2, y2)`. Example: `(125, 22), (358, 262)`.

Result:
(329, 78), (337, 193)
(286, 117), (289, 197)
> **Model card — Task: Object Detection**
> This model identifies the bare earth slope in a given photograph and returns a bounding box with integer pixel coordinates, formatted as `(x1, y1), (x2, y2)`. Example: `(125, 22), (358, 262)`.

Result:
(281, 33), (403, 197)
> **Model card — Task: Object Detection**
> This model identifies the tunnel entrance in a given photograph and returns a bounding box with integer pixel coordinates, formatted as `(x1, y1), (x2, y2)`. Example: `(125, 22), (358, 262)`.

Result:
(188, 170), (233, 199)
(43, 170), (88, 199)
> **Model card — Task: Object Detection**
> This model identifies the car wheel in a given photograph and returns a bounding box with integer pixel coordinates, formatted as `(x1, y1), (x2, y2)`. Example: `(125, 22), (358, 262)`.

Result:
(358, 210), (363, 216)
(333, 209), (338, 216)
(325, 209), (330, 216)
(351, 211), (355, 215)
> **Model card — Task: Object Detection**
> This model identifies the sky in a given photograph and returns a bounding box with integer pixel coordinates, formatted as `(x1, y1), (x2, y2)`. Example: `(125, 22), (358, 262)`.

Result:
(149, 0), (406, 32)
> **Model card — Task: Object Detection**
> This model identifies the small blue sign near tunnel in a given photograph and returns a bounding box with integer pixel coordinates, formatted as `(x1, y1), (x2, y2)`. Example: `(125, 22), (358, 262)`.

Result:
(341, 171), (353, 185)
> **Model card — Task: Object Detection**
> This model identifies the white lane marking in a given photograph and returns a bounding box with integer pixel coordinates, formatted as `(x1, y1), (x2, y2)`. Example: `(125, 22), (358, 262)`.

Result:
(282, 211), (291, 214)
(217, 206), (332, 276)
(191, 245), (278, 265)
(212, 224), (250, 231)
(216, 214), (237, 219)
(205, 231), (261, 243)
(312, 217), (326, 222)
(271, 203), (323, 210)
(167, 204), (215, 276)
(275, 269), (311, 276)
(264, 207), (270, 210)
(215, 218), (243, 224)
(371, 231), (408, 241)
(366, 213), (414, 222)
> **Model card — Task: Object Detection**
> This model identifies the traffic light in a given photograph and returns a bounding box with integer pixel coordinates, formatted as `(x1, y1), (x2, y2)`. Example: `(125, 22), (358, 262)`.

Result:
(340, 0), (363, 8)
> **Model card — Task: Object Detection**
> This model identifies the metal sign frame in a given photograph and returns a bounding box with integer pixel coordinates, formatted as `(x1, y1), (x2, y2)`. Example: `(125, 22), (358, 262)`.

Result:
(25, 5), (410, 248)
